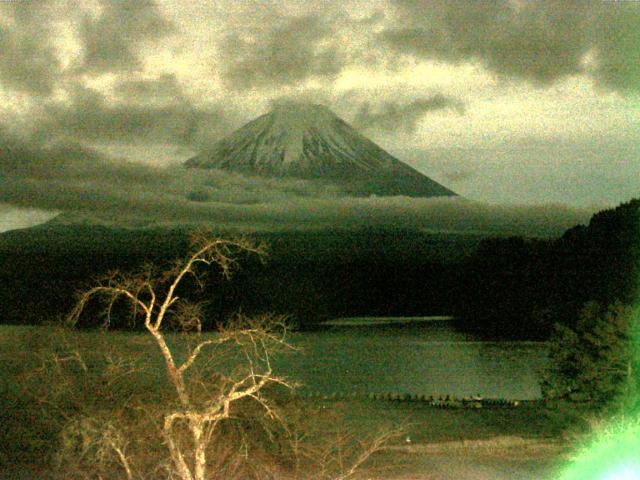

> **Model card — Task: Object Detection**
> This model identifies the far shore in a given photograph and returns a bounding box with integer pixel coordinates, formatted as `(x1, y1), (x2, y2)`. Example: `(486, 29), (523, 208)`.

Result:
(322, 316), (455, 326)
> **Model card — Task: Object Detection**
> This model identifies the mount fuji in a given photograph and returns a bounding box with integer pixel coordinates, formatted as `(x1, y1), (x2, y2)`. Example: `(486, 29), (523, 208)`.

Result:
(185, 103), (456, 198)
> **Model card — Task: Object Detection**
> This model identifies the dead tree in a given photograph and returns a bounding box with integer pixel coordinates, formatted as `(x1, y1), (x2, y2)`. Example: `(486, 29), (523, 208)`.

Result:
(67, 235), (293, 480)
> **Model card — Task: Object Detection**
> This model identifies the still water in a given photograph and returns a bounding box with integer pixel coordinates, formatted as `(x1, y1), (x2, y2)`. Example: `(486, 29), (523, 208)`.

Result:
(274, 319), (548, 400)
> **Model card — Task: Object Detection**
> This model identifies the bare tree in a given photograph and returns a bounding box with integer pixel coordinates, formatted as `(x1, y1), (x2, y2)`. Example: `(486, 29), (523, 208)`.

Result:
(284, 401), (404, 480)
(67, 235), (294, 480)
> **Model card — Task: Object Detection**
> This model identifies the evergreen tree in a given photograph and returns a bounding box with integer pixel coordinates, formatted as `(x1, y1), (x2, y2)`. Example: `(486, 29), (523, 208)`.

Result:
(542, 301), (638, 412)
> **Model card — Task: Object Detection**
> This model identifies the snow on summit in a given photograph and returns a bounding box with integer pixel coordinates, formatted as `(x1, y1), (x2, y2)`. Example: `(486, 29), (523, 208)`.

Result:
(185, 103), (456, 198)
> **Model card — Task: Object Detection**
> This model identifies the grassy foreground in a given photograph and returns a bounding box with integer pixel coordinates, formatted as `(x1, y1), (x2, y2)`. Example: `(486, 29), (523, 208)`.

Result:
(315, 399), (576, 479)
(0, 325), (581, 479)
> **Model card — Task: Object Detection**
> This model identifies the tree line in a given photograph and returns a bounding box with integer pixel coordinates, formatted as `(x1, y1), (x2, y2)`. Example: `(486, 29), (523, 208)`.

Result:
(0, 199), (637, 342)
(454, 198), (639, 339)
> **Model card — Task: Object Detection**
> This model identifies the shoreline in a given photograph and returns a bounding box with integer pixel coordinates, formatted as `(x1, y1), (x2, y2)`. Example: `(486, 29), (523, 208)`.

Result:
(321, 316), (455, 326)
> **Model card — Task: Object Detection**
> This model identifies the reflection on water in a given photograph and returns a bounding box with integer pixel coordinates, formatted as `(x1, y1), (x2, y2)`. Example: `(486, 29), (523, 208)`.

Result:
(274, 320), (548, 400)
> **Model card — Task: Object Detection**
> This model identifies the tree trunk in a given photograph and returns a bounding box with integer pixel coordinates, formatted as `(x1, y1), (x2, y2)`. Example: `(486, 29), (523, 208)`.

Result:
(164, 416), (194, 480)
(192, 423), (207, 480)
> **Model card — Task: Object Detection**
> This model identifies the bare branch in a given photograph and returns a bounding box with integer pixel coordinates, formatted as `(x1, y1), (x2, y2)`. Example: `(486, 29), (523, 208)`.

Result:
(177, 337), (229, 375)
(64, 234), (297, 480)
(333, 427), (403, 480)
(67, 285), (151, 328)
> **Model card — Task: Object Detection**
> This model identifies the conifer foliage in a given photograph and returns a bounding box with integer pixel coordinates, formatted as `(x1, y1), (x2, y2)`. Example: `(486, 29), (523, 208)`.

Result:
(542, 301), (639, 412)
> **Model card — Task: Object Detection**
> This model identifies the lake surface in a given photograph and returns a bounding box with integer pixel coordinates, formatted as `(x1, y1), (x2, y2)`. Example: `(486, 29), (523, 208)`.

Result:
(274, 319), (548, 400)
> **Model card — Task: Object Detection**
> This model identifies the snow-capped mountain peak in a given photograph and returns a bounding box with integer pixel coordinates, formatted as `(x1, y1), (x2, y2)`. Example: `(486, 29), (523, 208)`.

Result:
(185, 103), (455, 197)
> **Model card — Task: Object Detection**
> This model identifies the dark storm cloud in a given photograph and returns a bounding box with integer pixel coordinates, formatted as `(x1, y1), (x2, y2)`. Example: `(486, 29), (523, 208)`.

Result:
(0, 2), (61, 95)
(353, 95), (465, 133)
(0, 0), (176, 93)
(37, 83), (233, 148)
(592, 3), (640, 92)
(220, 14), (345, 90)
(381, 0), (640, 92)
(0, 126), (169, 186)
(78, 0), (174, 73)
(381, 0), (587, 83)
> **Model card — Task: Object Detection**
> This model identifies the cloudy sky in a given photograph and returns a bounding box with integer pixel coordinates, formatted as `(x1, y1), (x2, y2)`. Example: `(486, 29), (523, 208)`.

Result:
(0, 0), (639, 233)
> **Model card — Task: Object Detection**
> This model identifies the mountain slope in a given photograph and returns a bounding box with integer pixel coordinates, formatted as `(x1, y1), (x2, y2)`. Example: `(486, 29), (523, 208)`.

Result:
(185, 103), (455, 198)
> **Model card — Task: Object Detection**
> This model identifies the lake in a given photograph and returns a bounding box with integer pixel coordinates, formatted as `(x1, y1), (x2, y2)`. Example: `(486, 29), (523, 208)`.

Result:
(275, 318), (548, 400)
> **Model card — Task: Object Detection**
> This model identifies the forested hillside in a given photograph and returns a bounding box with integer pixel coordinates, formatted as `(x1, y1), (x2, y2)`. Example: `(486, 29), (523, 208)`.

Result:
(0, 226), (478, 328)
(454, 198), (640, 338)
(1, 199), (637, 338)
